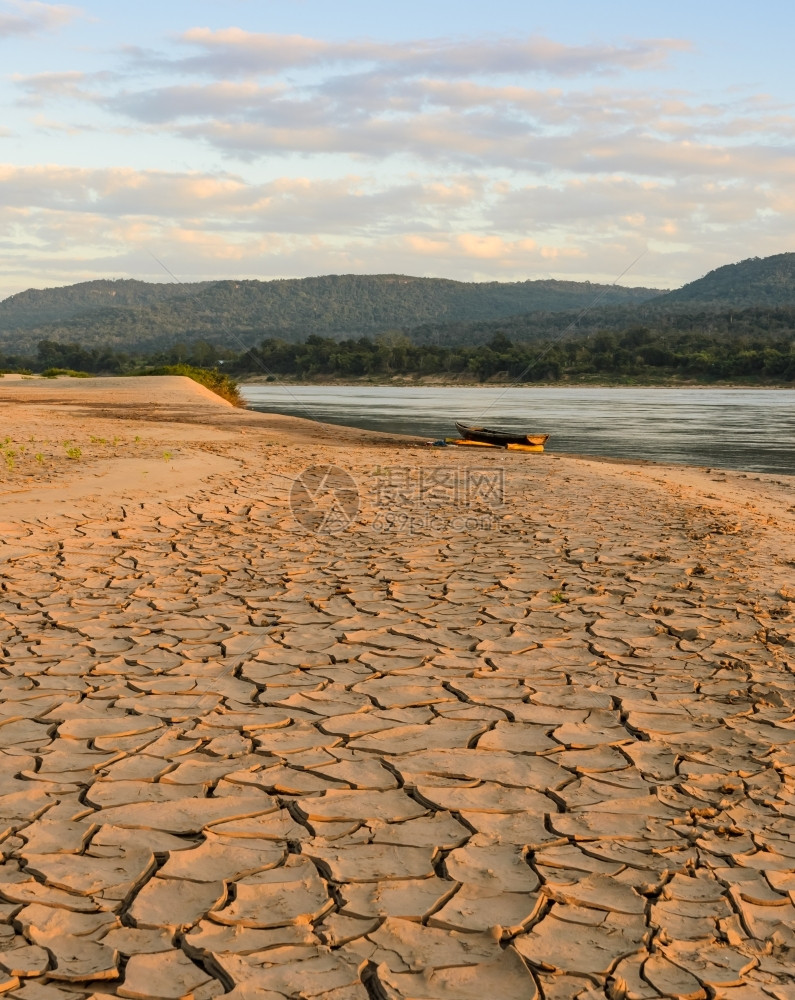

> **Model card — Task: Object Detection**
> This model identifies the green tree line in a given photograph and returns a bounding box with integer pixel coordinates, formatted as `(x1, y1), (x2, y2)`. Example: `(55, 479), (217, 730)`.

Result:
(2, 324), (793, 383)
(231, 326), (795, 382)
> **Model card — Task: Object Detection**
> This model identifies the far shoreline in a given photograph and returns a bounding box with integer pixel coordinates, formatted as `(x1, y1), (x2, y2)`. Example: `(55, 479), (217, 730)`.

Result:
(4, 372), (791, 391)
(238, 374), (795, 390)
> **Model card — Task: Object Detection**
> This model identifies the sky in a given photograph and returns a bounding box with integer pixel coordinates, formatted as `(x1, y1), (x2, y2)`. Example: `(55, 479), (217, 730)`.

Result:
(0, 0), (793, 299)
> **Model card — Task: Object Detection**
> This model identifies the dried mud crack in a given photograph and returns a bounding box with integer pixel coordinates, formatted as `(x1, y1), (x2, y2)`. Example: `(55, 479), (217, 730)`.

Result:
(0, 376), (794, 998)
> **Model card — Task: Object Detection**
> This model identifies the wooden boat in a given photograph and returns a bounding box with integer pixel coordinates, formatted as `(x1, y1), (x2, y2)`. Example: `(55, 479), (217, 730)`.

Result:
(455, 422), (549, 448)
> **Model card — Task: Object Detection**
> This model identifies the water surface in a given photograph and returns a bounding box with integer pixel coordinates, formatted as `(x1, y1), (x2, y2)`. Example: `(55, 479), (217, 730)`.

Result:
(242, 385), (795, 475)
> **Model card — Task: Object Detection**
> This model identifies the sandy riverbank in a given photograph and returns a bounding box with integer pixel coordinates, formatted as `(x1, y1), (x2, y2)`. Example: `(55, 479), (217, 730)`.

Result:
(1, 375), (794, 998)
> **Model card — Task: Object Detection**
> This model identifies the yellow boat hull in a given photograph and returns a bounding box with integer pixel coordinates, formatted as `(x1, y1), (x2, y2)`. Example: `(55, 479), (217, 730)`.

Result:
(444, 438), (544, 453)
(445, 438), (500, 447)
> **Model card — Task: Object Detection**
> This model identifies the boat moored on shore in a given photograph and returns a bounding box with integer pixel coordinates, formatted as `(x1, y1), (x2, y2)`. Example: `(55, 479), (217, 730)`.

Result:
(454, 421), (549, 448)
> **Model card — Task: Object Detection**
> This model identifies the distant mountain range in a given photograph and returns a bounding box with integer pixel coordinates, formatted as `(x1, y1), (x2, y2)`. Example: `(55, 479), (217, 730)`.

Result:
(0, 252), (793, 355)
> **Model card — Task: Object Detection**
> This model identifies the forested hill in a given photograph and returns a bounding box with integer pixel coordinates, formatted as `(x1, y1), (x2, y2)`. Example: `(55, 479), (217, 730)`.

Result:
(404, 303), (795, 348)
(657, 253), (795, 307)
(0, 279), (214, 331)
(0, 273), (662, 353)
(3, 253), (794, 356)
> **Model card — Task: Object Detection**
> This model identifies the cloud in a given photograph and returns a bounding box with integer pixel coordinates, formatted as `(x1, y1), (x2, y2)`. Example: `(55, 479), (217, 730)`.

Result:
(167, 29), (689, 79)
(20, 50), (792, 182)
(0, 1), (77, 38)
(0, 163), (791, 297)
(14, 70), (113, 107)
(159, 107), (795, 183)
(0, 165), (481, 239)
(405, 232), (539, 261)
(2, 24), (792, 297)
(487, 176), (791, 251)
(109, 81), (287, 124)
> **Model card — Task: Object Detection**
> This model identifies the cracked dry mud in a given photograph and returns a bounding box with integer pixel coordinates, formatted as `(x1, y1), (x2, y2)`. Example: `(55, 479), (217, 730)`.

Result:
(1, 376), (795, 999)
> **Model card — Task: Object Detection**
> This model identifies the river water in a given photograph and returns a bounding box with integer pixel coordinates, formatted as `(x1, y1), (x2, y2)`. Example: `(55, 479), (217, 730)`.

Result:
(241, 385), (795, 475)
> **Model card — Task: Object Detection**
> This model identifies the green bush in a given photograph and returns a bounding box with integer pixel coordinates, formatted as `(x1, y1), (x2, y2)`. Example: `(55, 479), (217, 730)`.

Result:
(41, 368), (94, 378)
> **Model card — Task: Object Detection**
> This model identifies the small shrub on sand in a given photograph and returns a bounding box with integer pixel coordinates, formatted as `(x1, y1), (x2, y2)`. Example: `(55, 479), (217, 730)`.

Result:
(133, 364), (243, 406)
(41, 368), (94, 378)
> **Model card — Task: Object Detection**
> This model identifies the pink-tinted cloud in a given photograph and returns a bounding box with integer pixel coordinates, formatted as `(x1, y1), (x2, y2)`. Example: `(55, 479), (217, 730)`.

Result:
(171, 29), (689, 79)
(20, 59), (792, 183)
(0, 163), (791, 296)
(1, 23), (791, 297)
(0, 165), (477, 235)
(0, 1), (77, 38)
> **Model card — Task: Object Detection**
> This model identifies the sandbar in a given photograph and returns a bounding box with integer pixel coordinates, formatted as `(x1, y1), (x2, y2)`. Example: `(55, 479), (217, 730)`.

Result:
(0, 374), (794, 998)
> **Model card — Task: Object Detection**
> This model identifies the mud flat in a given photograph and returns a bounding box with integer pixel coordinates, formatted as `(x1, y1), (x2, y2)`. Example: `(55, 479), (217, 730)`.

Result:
(1, 375), (794, 999)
